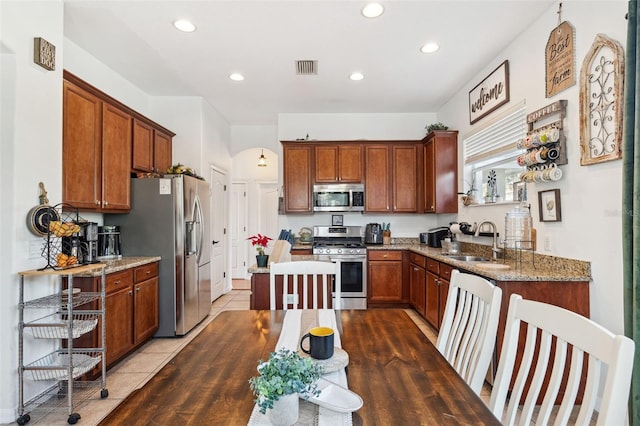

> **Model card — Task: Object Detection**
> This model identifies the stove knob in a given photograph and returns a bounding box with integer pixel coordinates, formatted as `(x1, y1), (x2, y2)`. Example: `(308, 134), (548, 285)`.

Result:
(337, 249), (342, 254)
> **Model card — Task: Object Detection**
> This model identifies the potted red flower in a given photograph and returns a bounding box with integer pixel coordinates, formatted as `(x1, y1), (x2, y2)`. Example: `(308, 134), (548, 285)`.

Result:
(248, 233), (272, 267)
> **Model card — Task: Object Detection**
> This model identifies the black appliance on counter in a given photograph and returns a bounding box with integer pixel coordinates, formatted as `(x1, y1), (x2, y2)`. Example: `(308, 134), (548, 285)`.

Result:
(364, 223), (383, 244)
(425, 227), (449, 248)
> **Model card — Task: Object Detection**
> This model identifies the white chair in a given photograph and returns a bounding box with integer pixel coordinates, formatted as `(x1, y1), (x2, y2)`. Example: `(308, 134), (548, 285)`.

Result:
(489, 293), (635, 426)
(436, 269), (502, 395)
(269, 261), (340, 310)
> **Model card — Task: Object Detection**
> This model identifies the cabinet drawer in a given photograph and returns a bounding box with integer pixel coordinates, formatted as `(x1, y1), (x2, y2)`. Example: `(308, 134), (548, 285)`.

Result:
(426, 258), (440, 274)
(408, 253), (426, 269)
(107, 269), (134, 294)
(439, 263), (454, 281)
(134, 262), (158, 283)
(368, 251), (402, 261)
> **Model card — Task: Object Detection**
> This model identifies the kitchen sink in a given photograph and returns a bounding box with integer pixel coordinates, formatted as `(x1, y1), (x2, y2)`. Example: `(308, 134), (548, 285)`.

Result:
(442, 255), (490, 262)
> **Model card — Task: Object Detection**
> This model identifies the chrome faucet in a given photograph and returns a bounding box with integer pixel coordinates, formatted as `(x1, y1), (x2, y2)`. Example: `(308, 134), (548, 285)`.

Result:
(474, 221), (503, 260)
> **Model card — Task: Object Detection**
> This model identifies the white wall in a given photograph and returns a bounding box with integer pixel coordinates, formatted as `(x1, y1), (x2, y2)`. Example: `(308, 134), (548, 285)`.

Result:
(438, 1), (628, 334)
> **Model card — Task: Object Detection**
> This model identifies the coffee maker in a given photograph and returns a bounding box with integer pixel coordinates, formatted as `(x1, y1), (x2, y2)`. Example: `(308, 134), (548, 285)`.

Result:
(80, 222), (99, 263)
(97, 225), (122, 260)
(364, 223), (383, 244)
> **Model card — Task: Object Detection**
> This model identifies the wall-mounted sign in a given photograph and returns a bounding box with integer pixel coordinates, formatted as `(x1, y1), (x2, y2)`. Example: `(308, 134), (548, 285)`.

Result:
(545, 21), (575, 98)
(468, 60), (510, 125)
(34, 37), (56, 71)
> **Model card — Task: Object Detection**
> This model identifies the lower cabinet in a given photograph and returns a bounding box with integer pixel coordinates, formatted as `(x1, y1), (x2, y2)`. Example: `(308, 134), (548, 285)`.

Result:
(367, 250), (405, 307)
(425, 258), (453, 330)
(408, 253), (426, 317)
(73, 262), (159, 372)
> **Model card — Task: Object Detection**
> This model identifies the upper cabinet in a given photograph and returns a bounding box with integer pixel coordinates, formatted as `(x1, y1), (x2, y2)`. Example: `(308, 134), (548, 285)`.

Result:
(364, 142), (420, 213)
(283, 143), (313, 213)
(423, 130), (458, 213)
(63, 79), (131, 212)
(132, 119), (173, 174)
(315, 144), (362, 183)
(63, 71), (174, 212)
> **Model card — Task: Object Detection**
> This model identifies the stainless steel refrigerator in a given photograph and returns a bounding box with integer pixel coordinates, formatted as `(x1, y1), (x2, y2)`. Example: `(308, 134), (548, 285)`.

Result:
(105, 175), (211, 336)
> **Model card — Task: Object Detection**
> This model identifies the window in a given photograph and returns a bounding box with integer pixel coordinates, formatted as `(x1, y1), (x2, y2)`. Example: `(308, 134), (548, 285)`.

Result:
(463, 102), (526, 204)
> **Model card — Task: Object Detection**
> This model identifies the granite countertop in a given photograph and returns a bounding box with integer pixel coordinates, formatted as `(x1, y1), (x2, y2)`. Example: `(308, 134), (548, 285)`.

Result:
(248, 254), (331, 274)
(76, 256), (161, 277)
(367, 241), (591, 282)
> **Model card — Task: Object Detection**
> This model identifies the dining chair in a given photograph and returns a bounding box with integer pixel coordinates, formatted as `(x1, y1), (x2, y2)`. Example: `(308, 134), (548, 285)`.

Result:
(489, 293), (635, 426)
(436, 269), (502, 395)
(269, 261), (340, 310)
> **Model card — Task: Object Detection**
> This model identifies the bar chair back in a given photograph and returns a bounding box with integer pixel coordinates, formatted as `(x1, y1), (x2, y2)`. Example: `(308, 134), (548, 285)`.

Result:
(489, 293), (635, 425)
(436, 269), (502, 395)
(269, 261), (340, 310)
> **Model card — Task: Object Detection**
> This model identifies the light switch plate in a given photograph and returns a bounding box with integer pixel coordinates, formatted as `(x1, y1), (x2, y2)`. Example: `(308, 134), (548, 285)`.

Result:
(28, 239), (43, 259)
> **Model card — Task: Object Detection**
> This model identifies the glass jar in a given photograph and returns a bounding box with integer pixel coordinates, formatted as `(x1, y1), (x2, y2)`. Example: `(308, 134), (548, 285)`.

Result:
(504, 204), (532, 249)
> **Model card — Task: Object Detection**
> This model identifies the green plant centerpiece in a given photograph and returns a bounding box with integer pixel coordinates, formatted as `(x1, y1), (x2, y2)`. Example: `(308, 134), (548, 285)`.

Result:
(425, 122), (449, 133)
(249, 348), (323, 415)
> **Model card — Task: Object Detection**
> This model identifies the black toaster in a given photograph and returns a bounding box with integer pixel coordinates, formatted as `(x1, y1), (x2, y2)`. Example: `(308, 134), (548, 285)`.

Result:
(426, 227), (449, 248)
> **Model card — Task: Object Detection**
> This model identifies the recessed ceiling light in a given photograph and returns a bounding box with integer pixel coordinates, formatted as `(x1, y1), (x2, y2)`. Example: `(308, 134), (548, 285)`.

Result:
(173, 19), (196, 32)
(229, 73), (245, 81)
(420, 42), (440, 54)
(349, 72), (365, 81)
(361, 3), (384, 18)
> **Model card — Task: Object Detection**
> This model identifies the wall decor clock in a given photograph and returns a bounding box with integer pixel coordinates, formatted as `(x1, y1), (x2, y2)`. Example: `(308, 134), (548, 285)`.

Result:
(34, 37), (55, 71)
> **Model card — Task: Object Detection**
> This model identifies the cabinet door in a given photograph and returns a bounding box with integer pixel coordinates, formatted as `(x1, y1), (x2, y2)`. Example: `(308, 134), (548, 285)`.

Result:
(438, 277), (450, 327)
(423, 140), (436, 212)
(153, 130), (173, 174)
(106, 285), (134, 366)
(132, 118), (154, 172)
(134, 276), (159, 344)
(283, 144), (313, 213)
(338, 145), (362, 182)
(425, 271), (440, 329)
(392, 144), (419, 212)
(315, 145), (339, 182)
(101, 103), (132, 211)
(423, 131), (458, 213)
(367, 259), (403, 302)
(364, 145), (391, 212)
(62, 80), (102, 209)
(409, 263), (426, 317)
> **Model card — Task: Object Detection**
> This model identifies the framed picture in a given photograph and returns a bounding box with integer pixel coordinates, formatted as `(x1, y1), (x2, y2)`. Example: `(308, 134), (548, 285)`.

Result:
(331, 214), (343, 226)
(538, 189), (562, 222)
(513, 181), (527, 202)
(469, 60), (510, 124)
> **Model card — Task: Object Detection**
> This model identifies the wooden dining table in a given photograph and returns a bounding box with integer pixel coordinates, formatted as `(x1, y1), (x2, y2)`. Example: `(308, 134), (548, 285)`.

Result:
(99, 309), (500, 425)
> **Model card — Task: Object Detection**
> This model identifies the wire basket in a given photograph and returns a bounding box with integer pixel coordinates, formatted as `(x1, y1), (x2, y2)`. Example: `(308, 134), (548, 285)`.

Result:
(39, 204), (85, 270)
(25, 312), (99, 339)
(25, 352), (101, 381)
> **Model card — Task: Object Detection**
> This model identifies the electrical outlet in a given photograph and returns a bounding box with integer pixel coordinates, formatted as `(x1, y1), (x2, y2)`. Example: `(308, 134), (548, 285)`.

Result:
(544, 236), (552, 251)
(286, 294), (298, 305)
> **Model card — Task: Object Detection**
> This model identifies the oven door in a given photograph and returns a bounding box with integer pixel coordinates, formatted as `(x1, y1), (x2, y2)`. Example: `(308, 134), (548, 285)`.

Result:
(330, 255), (367, 309)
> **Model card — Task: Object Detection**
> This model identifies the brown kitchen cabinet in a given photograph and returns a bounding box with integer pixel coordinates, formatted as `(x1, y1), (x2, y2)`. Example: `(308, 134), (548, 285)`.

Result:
(367, 250), (405, 307)
(63, 78), (131, 212)
(364, 144), (391, 212)
(282, 142), (314, 213)
(424, 257), (452, 329)
(392, 143), (421, 213)
(132, 119), (173, 174)
(133, 263), (160, 343)
(315, 144), (363, 183)
(423, 130), (458, 213)
(408, 252), (426, 317)
(106, 269), (135, 366)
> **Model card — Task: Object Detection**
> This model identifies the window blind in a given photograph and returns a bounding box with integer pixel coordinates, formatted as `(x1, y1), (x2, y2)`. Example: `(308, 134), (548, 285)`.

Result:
(464, 102), (527, 166)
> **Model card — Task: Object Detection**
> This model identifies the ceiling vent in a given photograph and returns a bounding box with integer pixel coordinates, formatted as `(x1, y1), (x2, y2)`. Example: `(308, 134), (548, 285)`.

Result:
(295, 60), (318, 75)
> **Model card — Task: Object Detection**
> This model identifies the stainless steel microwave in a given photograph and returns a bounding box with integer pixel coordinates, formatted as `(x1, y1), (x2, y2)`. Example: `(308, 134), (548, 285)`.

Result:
(313, 184), (365, 212)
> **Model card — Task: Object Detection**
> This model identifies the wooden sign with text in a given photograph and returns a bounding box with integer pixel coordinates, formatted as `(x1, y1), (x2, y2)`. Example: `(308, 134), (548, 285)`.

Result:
(545, 21), (575, 98)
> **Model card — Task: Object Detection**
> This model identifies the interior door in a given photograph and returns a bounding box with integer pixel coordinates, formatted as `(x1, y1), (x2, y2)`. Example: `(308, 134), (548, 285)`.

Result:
(210, 168), (227, 300)
(231, 182), (248, 279)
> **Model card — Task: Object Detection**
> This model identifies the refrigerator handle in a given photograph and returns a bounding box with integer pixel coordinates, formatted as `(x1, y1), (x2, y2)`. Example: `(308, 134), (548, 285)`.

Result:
(185, 221), (196, 256)
(194, 195), (204, 264)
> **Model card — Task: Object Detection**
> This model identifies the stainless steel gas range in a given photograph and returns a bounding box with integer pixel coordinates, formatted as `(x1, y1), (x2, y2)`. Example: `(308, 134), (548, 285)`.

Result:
(312, 226), (367, 309)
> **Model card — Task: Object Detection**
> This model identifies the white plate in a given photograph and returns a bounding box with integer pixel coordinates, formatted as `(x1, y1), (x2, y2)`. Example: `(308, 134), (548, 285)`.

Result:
(305, 377), (363, 413)
(62, 288), (81, 295)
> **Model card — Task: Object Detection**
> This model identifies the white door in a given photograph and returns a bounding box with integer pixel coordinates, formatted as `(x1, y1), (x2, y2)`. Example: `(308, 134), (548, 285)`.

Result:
(258, 182), (279, 253)
(231, 182), (248, 279)
(210, 168), (227, 301)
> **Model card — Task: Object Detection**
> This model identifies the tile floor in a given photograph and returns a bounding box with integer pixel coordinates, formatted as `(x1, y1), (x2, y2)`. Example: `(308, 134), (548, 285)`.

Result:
(24, 279), (488, 425)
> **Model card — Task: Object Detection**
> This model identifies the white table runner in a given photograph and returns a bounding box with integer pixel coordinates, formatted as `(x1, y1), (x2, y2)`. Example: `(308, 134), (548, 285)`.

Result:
(248, 310), (352, 425)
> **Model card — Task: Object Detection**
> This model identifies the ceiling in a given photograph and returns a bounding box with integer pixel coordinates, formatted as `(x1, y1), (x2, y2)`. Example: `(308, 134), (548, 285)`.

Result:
(63, 0), (553, 126)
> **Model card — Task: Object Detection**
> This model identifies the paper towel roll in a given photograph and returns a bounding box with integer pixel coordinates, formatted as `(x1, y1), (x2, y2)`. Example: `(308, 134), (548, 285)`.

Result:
(450, 224), (462, 235)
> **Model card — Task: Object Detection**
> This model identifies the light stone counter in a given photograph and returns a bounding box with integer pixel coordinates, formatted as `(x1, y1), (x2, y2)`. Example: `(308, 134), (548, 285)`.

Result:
(247, 255), (331, 274)
(76, 256), (161, 276)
